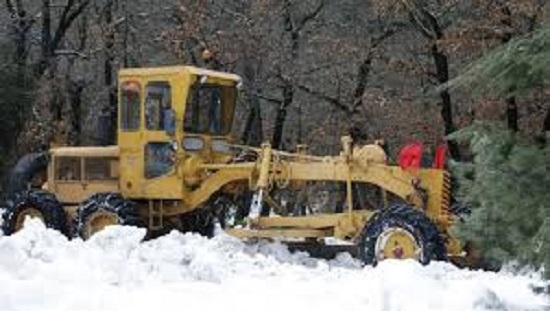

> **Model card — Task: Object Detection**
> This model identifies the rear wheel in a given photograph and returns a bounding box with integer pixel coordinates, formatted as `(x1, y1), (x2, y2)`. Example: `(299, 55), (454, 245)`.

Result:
(73, 193), (142, 239)
(1, 190), (67, 235)
(359, 204), (446, 265)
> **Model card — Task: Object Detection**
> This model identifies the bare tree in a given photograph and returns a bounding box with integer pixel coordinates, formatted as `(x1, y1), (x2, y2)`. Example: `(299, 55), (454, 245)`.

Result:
(5, 0), (34, 77)
(373, 0), (463, 159)
(39, 0), (92, 74)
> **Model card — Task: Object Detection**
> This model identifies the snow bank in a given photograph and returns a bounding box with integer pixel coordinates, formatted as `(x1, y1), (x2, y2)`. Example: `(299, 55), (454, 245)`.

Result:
(0, 219), (547, 311)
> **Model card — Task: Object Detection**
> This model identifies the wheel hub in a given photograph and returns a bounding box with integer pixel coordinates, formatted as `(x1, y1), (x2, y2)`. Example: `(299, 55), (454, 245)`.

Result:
(83, 211), (119, 239)
(375, 227), (422, 261)
(15, 206), (44, 231)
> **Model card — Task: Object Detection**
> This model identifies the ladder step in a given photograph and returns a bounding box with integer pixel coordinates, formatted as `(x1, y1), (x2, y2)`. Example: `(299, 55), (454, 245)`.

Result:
(148, 201), (164, 230)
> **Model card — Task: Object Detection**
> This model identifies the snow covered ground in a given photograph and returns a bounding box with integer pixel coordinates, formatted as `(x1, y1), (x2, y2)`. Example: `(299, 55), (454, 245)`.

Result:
(0, 220), (547, 311)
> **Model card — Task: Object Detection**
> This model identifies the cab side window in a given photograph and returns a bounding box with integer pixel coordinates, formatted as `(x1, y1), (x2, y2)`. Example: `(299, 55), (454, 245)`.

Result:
(184, 83), (227, 135)
(120, 82), (141, 131)
(145, 82), (171, 131)
(84, 157), (119, 180)
(145, 142), (175, 179)
(54, 157), (81, 181)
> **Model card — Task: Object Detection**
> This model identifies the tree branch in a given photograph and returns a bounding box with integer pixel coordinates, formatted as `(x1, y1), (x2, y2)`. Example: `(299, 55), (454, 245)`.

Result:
(350, 27), (400, 112)
(282, 0), (295, 31)
(5, 0), (15, 15)
(252, 92), (282, 105)
(295, 83), (349, 113)
(296, 0), (324, 32)
(371, 26), (398, 48)
(298, 59), (351, 77)
(54, 49), (88, 58)
(419, 7), (442, 39)
(211, 2), (252, 26)
(407, 11), (434, 39)
(51, 0), (91, 56)
(398, 0), (434, 39)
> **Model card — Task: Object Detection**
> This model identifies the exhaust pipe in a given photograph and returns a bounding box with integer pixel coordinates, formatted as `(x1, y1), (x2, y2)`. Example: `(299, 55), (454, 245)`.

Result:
(4, 152), (50, 200)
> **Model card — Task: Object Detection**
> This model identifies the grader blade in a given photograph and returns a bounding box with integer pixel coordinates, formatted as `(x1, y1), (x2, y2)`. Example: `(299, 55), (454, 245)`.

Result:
(226, 228), (332, 239)
(286, 242), (360, 260)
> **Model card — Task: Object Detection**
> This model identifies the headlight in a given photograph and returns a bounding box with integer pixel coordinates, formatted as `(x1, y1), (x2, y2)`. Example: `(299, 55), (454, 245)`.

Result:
(182, 137), (205, 151)
(212, 139), (230, 153)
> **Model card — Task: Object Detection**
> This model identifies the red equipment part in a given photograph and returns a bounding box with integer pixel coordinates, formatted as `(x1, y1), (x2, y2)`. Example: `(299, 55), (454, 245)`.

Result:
(433, 144), (447, 169)
(398, 142), (423, 170)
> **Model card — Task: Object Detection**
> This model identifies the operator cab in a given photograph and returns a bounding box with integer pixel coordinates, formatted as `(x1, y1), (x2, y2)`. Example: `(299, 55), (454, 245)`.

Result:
(117, 66), (241, 199)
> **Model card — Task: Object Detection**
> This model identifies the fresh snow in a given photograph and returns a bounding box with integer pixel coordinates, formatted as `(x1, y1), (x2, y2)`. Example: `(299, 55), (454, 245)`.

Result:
(0, 219), (547, 311)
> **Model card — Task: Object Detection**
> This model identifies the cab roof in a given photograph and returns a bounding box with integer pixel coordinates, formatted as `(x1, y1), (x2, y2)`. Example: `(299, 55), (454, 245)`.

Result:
(50, 146), (119, 157)
(118, 65), (241, 82)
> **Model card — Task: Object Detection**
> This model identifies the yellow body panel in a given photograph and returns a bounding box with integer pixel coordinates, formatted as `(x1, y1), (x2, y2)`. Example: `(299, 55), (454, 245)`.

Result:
(48, 146), (120, 204)
(53, 181), (119, 204)
(118, 69), (184, 199)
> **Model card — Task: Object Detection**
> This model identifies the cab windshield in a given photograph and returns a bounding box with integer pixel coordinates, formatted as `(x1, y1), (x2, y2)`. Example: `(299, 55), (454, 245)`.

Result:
(184, 82), (236, 136)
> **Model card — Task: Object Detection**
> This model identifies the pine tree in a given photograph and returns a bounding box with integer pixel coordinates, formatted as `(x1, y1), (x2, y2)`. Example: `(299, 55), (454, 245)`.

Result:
(450, 123), (550, 277)
(444, 26), (550, 278)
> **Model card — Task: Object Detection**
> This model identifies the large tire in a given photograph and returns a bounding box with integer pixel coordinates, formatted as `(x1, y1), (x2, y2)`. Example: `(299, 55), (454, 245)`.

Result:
(1, 190), (67, 236)
(73, 193), (142, 239)
(359, 204), (446, 266)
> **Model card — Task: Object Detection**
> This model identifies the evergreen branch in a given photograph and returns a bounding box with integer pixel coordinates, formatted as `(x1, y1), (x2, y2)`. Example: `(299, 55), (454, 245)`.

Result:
(441, 27), (550, 97)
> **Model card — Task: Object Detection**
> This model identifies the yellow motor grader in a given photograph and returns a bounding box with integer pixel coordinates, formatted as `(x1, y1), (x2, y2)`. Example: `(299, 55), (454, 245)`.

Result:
(1, 65), (467, 265)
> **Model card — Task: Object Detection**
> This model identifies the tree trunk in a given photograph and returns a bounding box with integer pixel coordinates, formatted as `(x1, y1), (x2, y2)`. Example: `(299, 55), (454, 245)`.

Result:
(431, 44), (460, 160)
(7, 1), (31, 80)
(104, 1), (117, 145)
(501, 6), (519, 132)
(506, 96), (518, 132)
(534, 107), (550, 147)
(38, 0), (53, 74)
(543, 108), (550, 133)
(121, 0), (129, 67)
(270, 1), (323, 149)
(41, 0), (51, 63)
(68, 80), (83, 145)
(15, 22), (26, 77)
(418, 9), (460, 160)
(241, 60), (263, 146)
(352, 58), (372, 110)
(77, 8), (87, 51)
(242, 103), (263, 146)
(271, 2), (300, 150)
(272, 83), (293, 149)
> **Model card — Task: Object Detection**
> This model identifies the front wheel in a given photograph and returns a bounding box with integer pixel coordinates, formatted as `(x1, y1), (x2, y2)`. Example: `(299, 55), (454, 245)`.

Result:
(359, 204), (446, 265)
